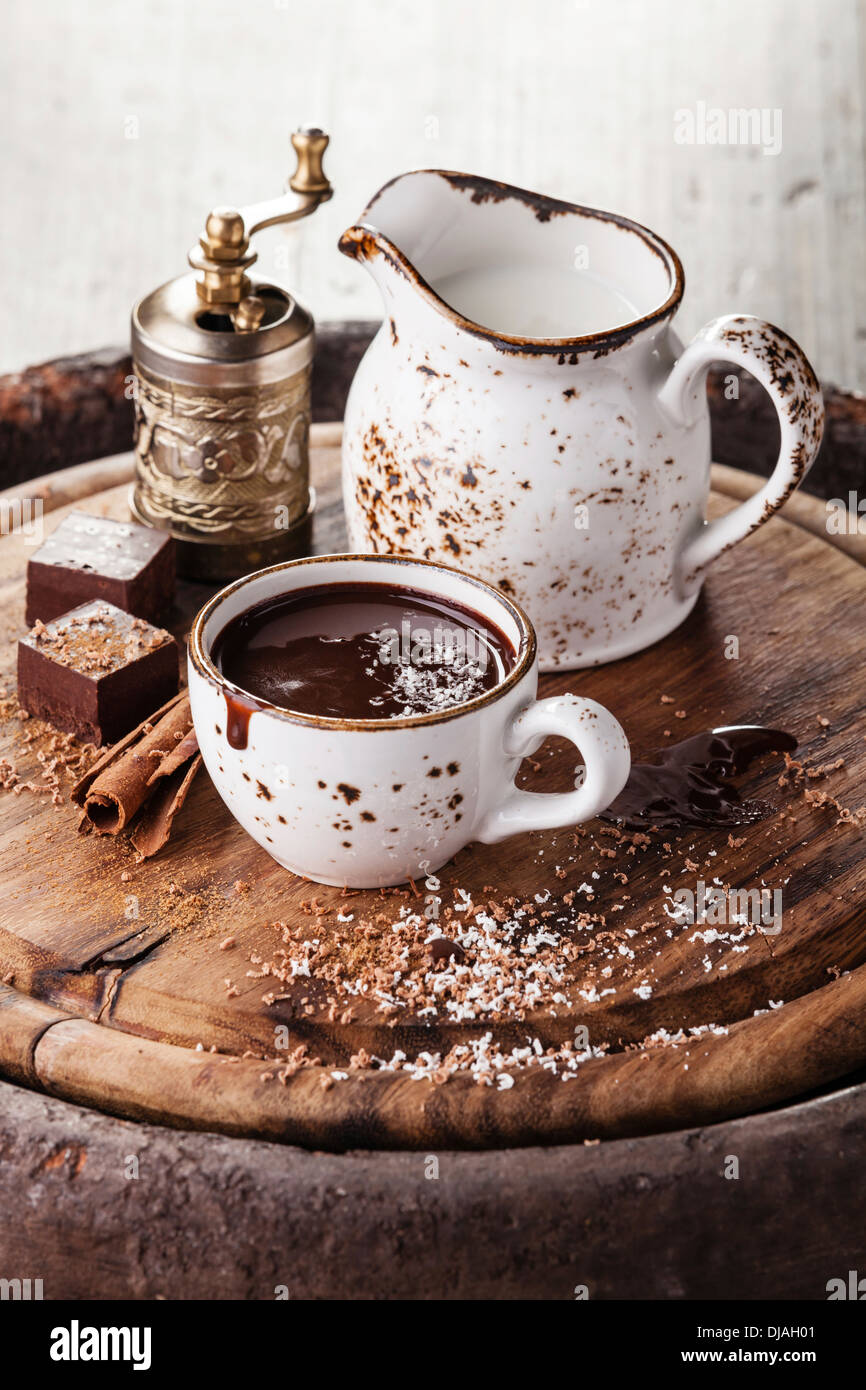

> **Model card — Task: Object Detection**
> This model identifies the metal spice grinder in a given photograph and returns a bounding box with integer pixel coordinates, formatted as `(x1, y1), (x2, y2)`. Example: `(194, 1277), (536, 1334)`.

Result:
(130, 127), (332, 581)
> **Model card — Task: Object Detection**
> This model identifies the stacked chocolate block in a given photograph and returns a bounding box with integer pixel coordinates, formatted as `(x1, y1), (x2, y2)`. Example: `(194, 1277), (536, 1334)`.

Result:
(18, 512), (179, 745)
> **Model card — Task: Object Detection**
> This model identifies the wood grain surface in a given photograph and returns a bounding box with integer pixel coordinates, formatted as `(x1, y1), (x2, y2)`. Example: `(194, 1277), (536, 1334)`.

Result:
(0, 431), (864, 1149)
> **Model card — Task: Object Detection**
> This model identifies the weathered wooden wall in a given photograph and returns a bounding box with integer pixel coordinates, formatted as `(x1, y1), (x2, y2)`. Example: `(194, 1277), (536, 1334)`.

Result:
(2, 0), (864, 386)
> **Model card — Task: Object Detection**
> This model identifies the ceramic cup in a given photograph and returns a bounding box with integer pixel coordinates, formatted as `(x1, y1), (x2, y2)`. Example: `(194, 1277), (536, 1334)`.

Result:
(340, 171), (825, 670)
(188, 554), (631, 888)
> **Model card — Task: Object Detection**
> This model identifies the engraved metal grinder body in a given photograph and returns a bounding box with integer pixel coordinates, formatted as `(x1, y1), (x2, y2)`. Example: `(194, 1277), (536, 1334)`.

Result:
(130, 128), (332, 581)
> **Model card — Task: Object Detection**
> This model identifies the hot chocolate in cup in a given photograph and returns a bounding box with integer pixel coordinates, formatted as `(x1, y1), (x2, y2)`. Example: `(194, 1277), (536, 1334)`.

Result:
(188, 554), (630, 888)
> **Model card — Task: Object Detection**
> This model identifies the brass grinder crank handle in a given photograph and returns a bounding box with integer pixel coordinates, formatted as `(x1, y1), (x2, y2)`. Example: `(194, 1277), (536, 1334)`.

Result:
(188, 126), (332, 309)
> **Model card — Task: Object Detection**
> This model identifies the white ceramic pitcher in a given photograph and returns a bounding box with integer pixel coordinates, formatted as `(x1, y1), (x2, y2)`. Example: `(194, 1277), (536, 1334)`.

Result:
(339, 171), (824, 670)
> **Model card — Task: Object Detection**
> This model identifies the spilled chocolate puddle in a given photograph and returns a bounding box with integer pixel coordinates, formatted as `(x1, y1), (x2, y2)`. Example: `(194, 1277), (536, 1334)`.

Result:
(603, 726), (798, 830)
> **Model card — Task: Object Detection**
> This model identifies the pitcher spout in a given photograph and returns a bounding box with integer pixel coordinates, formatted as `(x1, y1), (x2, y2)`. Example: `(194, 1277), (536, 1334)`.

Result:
(338, 169), (450, 312)
(337, 222), (410, 301)
(340, 169), (684, 355)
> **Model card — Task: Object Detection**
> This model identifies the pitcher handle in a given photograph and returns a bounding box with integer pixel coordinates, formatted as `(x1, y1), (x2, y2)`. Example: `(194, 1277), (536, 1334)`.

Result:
(474, 694), (630, 844)
(657, 315), (824, 595)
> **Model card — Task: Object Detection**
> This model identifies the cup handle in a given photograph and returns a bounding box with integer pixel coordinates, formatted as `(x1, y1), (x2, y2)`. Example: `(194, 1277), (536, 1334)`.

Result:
(474, 694), (630, 844)
(657, 314), (824, 594)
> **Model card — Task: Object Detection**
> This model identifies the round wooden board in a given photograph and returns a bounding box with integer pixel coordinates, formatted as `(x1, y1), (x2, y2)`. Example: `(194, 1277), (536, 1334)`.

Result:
(1, 429), (865, 1151)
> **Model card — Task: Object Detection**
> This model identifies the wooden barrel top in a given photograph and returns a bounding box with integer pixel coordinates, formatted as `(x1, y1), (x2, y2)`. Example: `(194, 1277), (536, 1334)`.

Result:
(1, 428), (865, 1150)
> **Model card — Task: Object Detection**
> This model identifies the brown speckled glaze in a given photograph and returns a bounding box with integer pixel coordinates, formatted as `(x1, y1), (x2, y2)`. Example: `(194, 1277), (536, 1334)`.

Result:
(340, 172), (824, 669)
(188, 554), (630, 887)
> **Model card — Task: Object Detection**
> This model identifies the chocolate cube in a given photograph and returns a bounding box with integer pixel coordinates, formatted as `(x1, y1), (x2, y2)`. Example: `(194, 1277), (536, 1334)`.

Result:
(18, 601), (179, 745)
(26, 511), (175, 627)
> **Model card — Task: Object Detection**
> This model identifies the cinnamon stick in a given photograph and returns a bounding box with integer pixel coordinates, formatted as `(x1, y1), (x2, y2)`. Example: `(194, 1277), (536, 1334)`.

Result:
(71, 691), (200, 847)
(130, 752), (203, 859)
